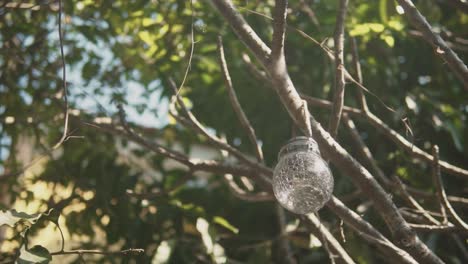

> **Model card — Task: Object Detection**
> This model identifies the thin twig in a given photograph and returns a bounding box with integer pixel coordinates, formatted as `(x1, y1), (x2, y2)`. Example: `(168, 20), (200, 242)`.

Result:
(302, 95), (468, 180)
(298, 0), (320, 30)
(408, 223), (466, 234)
(431, 145), (448, 224)
(51, 248), (144, 256)
(167, 78), (272, 178)
(52, 0), (69, 150)
(211, 2), (443, 262)
(223, 174), (274, 202)
(328, 0), (348, 138)
(217, 36), (264, 163)
(326, 197), (418, 264)
(173, 0), (195, 98)
(431, 145), (468, 230)
(349, 37), (368, 113)
(239, 7), (397, 114)
(82, 120), (271, 187)
(392, 175), (440, 225)
(396, 0), (468, 90)
(301, 214), (355, 264)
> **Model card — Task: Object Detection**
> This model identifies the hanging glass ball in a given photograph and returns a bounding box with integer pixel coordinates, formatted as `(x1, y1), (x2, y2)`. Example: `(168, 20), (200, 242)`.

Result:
(273, 136), (334, 214)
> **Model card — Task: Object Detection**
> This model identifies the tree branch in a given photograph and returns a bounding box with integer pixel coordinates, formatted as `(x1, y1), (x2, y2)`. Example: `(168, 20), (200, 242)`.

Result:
(167, 79), (271, 178)
(328, 0), (348, 138)
(326, 197), (419, 264)
(217, 37), (264, 163)
(349, 37), (368, 113)
(396, 0), (468, 90)
(210, 0), (271, 64)
(431, 146), (468, 230)
(301, 214), (356, 264)
(82, 120), (270, 188)
(51, 248), (144, 256)
(302, 95), (468, 180)
(309, 117), (444, 264)
(213, 1), (443, 262)
(223, 174), (274, 202)
(298, 0), (320, 30)
(271, 0), (288, 64)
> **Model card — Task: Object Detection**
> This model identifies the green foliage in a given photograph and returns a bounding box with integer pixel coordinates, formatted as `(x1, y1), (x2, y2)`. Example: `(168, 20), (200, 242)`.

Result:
(1, 0), (467, 263)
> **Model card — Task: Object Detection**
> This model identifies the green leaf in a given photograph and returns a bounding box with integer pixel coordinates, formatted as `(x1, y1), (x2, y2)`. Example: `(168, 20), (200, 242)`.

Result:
(17, 245), (51, 264)
(0, 210), (41, 227)
(381, 34), (395, 47)
(388, 20), (404, 31)
(213, 216), (239, 234)
(138, 31), (153, 45)
(349, 23), (385, 36)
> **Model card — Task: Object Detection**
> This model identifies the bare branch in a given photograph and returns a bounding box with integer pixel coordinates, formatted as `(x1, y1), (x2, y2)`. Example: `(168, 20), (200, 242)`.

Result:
(223, 174), (274, 202)
(167, 79), (271, 179)
(217, 37), (264, 163)
(241, 53), (271, 85)
(302, 95), (468, 180)
(327, 197), (419, 264)
(301, 214), (356, 264)
(309, 117), (444, 264)
(343, 115), (387, 184)
(431, 146), (468, 230)
(396, 0), (468, 90)
(298, 0), (320, 30)
(431, 145), (448, 224)
(271, 0), (288, 63)
(52, 0), (69, 150)
(349, 37), (368, 112)
(274, 205), (296, 264)
(212, 0), (312, 137)
(210, 0), (271, 63)
(214, 2), (443, 262)
(328, 0), (349, 138)
(408, 224), (467, 234)
(392, 176), (441, 225)
(173, 0), (195, 97)
(82, 120), (270, 187)
(51, 248), (144, 256)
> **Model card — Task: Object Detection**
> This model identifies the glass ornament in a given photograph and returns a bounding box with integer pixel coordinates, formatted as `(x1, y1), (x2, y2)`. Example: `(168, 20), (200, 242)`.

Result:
(273, 136), (334, 214)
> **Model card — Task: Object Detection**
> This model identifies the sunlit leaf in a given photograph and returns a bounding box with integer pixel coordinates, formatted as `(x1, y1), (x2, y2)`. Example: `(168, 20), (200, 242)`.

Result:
(17, 245), (51, 264)
(213, 216), (239, 234)
(0, 210), (41, 227)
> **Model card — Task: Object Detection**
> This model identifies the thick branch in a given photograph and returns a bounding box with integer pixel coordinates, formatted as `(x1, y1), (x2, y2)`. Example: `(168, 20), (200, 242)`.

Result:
(396, 0), (468, 90)
(310, 117), (443, 264)
(212, 0), (312, 137)
(214, 1), (443, 262)
(271, 0), (288, 63)
(328, 0), (349, 138)
(210, 0), (271, 63)
(302, 95), (468, 180)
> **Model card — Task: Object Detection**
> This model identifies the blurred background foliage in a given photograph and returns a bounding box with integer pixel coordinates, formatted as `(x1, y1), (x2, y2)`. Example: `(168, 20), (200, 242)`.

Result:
(0, 0), (467, 263)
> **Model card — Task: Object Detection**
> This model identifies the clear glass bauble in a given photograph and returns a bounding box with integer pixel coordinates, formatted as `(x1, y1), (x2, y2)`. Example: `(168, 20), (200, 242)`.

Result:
(273, 136), (334, 214)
